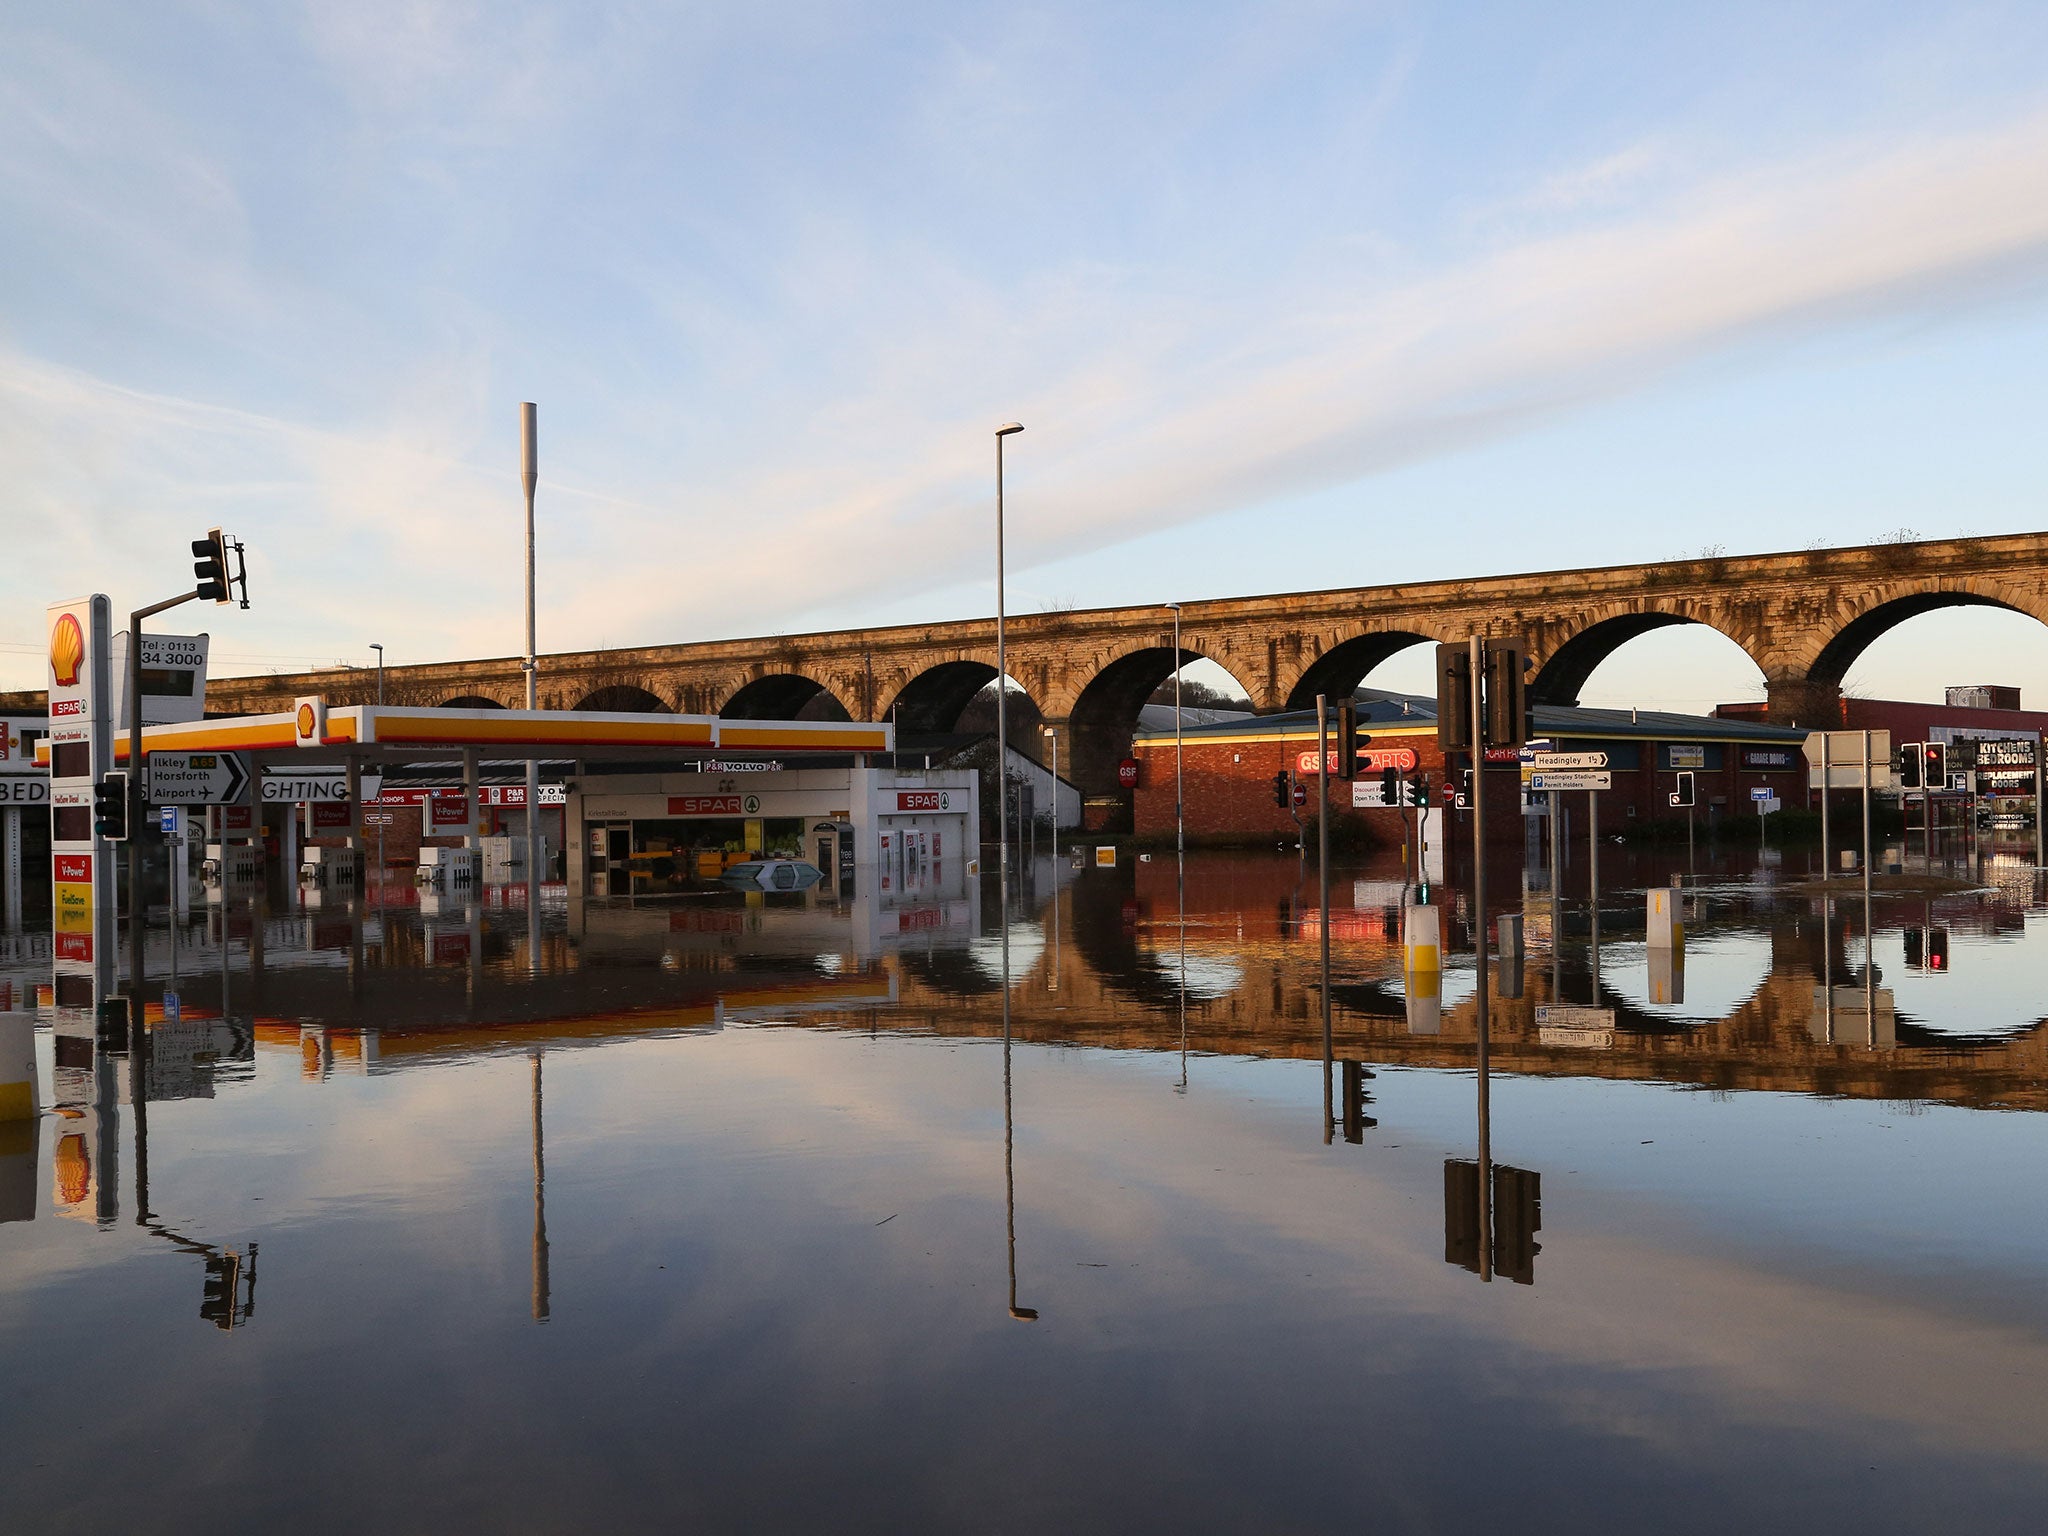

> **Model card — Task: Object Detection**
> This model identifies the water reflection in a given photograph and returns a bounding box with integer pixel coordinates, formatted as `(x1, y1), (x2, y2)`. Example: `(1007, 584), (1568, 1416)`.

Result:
(6, 838), (2048, 1527)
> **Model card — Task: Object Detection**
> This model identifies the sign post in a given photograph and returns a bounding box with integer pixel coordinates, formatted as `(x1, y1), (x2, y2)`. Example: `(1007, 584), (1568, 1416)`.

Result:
(146, 751), (250, 805)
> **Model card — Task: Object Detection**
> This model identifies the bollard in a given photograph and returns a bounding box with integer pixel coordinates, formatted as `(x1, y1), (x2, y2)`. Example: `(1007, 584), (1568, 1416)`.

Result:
(1402, 903), (1441, 975)
(0, 1013), (35, 1123)
(1495, 911), (1524, 999)
(1646, 888), (1683, 950)
(1648, 945), (1684, 1006)
(1495, 912), (1523, 961)
(1405, 969), (1442, 1036)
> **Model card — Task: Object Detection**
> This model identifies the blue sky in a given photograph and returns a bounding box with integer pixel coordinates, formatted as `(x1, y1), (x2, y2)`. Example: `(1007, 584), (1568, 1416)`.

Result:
(4, 2), (2048, 710)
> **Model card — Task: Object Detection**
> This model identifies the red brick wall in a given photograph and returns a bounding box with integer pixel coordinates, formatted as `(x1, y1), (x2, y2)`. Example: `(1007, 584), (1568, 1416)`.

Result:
(1132, 731), (1448, 846)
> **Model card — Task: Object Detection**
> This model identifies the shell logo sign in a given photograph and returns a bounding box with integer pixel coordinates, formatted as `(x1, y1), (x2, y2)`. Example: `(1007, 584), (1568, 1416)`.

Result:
(50, 612), (84, 687)
(293, 695), (327, 747)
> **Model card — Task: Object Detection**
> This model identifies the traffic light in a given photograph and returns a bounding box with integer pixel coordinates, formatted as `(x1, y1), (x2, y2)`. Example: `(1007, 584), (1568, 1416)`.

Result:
(1434, 645), (1472, 752)
(1904, 928), (1924, 968)
(1271, 770), (1290, 809)
(192, 528), (231, 603)
(1668, 770), (1695, 809)
(1482, 638), (1529, 748)
(1341, 1061), (1377, 1143)
(1407, 774), (1428, 807)
(1927, 928), (1949, 971)
(1381, 765), (1400, 805)
(93, 771), (128, 841)
(1334, 700), (1371, 779)
(1898, 743), (1923, 791)
(1923, 742), (1947, 791)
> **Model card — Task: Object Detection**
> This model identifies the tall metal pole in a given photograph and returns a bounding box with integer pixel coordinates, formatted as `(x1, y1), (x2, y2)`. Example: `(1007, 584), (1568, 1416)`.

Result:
(1587, 787), (1601, 993)
(1861, 730), (1874, 1027)
(371, 643), (383, 705)
(2034, 741), (2044, 869)
(1548, 787), (1562, 1003)
(1467, 636), (1491, 1282)
(530, 1049), (550, 1322)
(1048, 725), (1061, 994)
(521, 405), (541, 903)
(995, 422), (1027, 1321)
(1316, 693), (1332, 1142)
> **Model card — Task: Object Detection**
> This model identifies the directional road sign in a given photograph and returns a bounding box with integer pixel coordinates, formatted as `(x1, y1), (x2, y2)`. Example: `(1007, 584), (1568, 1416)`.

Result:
(146, 751), (249, 805)
(1529, 770), (1612, 791)
(1530, 751), (1607, 771)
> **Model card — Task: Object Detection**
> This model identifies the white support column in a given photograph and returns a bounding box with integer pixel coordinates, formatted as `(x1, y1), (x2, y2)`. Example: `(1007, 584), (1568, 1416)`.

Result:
(463, 748), (481, 852)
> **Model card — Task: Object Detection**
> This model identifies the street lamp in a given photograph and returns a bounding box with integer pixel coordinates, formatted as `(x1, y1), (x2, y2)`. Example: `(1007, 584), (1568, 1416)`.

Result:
(369, 643), (383, 705)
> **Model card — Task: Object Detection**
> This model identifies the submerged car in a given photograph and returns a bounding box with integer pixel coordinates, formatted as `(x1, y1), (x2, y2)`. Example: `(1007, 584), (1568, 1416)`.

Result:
(719, 858), (825, 892)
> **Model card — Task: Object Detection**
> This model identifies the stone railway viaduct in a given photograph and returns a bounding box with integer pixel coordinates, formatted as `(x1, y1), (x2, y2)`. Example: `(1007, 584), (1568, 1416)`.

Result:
(194, 531), (2048, 804)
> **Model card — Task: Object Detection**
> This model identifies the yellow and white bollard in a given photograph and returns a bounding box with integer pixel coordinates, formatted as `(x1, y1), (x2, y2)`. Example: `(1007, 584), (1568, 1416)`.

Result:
(1647, 887), (1683, 951)
(1403, 903), (1441, 976)
(1403, 903), (1442, 1035)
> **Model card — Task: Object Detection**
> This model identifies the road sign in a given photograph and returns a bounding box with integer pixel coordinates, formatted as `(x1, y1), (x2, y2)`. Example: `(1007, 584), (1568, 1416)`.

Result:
(1530, 751), (1607, 771)
(263, 771), (350, 804)
(1529, 770), (1611, 791)
(1804, 729), (1893, 789)
(146, 750), (249, 805)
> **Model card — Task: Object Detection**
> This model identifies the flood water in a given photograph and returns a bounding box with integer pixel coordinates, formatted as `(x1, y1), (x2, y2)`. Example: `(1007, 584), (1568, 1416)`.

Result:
(5, 833), (2048, 1533)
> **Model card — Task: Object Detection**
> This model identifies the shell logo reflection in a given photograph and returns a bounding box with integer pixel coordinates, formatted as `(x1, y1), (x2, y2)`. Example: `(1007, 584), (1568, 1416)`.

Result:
(55, 1133), (90, 1206)
(49, 612), (84, 688)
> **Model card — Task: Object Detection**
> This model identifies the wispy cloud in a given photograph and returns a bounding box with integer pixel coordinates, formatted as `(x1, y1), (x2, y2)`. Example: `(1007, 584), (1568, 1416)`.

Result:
(2, 8), (2047, 688)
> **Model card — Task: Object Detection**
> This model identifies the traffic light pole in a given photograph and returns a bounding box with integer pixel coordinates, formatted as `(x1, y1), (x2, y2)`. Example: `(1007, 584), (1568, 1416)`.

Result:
(1316, 694), (1332, 1144)
(126, 589), (207, 1006)
(1467, 635), (1491, 1282)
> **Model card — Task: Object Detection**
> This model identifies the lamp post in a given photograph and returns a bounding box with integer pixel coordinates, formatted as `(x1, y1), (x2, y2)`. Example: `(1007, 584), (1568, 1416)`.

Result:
(521, 405), (541, 906)
(369, 643), (383, 705)
(994, 421), (1034, 1322)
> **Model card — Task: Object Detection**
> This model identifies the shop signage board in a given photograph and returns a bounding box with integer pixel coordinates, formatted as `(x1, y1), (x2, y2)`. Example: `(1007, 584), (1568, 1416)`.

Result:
(1529, 770), (1612, 791)
(477, 784), (566, 807)
(1116, 758), (1140, 788)
(1668, 745), (1706, 769)
(146, 751), (250, 805)
(667, 794), (760, 817)
(1298, 747), (1419, 776)
(1530, 752), (1607, 771)
(1742, 747), (1800, 771)
(895, 790), (954, 812)
(1975, 738), (2039, 767)
(47, 596), (113, 961)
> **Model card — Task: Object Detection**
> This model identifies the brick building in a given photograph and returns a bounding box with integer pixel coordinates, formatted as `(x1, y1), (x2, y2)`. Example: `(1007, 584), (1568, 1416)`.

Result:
(1130, 690), (1811, 847)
